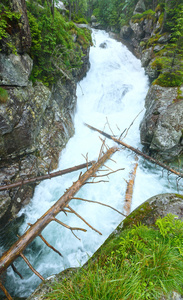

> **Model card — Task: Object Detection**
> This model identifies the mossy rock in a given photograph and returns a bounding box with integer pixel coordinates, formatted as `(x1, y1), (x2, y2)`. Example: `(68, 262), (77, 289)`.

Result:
(91, 193), (183, 261)
(27, 193), (183, 299)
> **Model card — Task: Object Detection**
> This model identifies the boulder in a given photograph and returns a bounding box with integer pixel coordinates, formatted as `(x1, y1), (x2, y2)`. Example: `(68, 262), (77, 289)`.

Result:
(120, 26), (133, 40)
(133, 0), (146, 15)
(91, 15), (97, 22)
(140, 84), (183, 160)
(0, 53), (33, 86)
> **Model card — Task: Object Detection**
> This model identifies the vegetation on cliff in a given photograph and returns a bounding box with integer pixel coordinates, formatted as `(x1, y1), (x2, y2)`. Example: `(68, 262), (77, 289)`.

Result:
(45, 214), (183, 299)
(0, 0), (92, 86)
(92, 0), (183, 87)
(26, 1), (92, 86)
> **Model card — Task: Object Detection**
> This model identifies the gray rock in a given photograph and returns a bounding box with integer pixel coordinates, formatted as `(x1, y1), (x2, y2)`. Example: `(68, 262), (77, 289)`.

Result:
(141, 47), (153, 67)
(153, 44), (165, 52)
(0, 53), (33, 86)
(91, 15), (97, 22)
(143, 18), (153, 36)
(150, 100), (183, 159)
(120, 26), (133, 40)
(140, 84), (183, 160)
(133, 0), (146, 15)
(99, 42), (108, 48)
(158, 33), (171, 44)
(130, 21), (144, 40)
(145, 58), (159, 80)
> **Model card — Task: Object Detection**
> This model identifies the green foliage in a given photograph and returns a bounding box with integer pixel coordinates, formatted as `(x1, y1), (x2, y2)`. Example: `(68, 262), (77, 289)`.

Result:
(0, 4), (20, 53)
(73, 16), (88, 24)
(27, 2), (91, 86)
(0, 87), (8, 103)
(131, 9), (156, 23)
(45, 214), (183, 299)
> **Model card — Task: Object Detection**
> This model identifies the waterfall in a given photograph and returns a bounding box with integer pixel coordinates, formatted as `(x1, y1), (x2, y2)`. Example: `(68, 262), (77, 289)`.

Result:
(4, 29), (178, 298)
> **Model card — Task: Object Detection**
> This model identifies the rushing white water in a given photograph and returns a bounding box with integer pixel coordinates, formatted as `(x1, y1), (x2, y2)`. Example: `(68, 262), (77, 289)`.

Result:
(5, 29), (180, 297)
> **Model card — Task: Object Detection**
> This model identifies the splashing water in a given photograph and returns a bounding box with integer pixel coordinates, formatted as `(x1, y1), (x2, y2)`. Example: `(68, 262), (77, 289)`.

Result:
(3, 29), (180, 297)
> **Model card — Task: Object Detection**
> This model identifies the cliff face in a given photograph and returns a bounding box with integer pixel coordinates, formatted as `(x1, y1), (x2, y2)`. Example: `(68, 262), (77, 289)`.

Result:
(0, 2), (90, 224)
(120, 0), (183, 161)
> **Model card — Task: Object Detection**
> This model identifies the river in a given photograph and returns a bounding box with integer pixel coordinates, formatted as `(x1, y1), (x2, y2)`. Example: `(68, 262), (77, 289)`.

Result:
(2, 29), (179, 298)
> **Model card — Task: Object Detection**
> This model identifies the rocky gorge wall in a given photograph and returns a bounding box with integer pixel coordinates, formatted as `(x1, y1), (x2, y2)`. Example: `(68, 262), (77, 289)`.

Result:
(0, 16), (90, 225)
(119, 0), (183, 162)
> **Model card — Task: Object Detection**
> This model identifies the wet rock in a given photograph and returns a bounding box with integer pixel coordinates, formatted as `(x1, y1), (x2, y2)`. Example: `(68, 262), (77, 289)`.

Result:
(99, 42), (108, 48)
(0, 53), (33, 86)
(140, 84), (183, 160)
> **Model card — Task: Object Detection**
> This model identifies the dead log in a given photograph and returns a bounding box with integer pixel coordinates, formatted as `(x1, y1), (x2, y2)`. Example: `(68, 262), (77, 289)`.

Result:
(0, 147), (118, 276)
(0, 161), (94, 192)
(85, 123), (183, 179)
(124, 156), (138, 215)
(0, 282), (13, 300)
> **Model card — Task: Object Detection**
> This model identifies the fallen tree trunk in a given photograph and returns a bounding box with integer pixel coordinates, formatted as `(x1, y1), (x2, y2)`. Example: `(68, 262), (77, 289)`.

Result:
(124, 156), (138, 215)
(0, 161), (95, 192)
(85, 123), (183, 179)
(0, 147), (118, 276)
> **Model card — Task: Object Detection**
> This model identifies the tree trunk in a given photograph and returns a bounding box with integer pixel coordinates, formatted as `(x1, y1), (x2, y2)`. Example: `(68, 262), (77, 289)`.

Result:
(0, 147), (117, 276)
(0, 161), (95, 192)
(85, 123), (183, 178)
(124, 157), (138, 215)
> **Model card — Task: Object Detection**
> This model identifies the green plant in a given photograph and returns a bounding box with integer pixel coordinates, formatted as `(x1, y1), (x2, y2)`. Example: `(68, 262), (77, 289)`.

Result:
(26, 2), (91, 86)
(0, 5), (20, 53)
(131, 9), (156, 23)
(45, 214), (183, 300)
(0, 87), (8, 103)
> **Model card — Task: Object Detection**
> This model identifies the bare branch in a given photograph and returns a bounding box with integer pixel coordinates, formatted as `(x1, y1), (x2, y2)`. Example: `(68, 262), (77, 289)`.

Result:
(19, 253), (44, 281)
(0, 281), (13, 300)
(120, 109), (144, 140)
(84, 180), (109, 184)
(53, 217), (87, 233)
(95, 168), (124, 178)
(106, 116), (115, 136)
(67, 205), (102, 235)
(39, 234), (63, 257)
(72, 197), (127, 217)
(11, 263), (23, 279)
(85, 123), (183, 179)
(0, 161), (95, 192)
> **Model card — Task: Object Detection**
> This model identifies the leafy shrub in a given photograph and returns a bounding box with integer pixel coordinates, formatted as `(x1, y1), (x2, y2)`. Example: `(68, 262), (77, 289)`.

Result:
(0, 4), (20, 53)
(131, 9), (156, 23)
(26, 3), (91, 86)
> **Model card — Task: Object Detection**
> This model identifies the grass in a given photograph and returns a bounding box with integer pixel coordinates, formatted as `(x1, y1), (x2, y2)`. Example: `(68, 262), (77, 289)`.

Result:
(0, 87), (8, 103)
(44, 214), (183, 299)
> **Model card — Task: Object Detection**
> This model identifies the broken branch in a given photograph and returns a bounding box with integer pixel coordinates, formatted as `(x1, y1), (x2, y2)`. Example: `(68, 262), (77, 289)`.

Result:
(67, 205), (102, 235)
(124, 156), (138, 215)
(0, 161), (95, 192)
(39, 234), (63, 257)
(0, 147), (117, 276)
(85, 123), (183, 178)
(53, 217), (87, 233)
(72, 197), (127, 217)
(19, 253), (44, 281)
